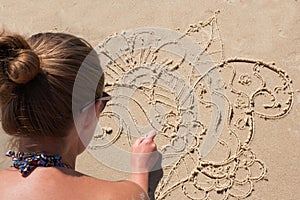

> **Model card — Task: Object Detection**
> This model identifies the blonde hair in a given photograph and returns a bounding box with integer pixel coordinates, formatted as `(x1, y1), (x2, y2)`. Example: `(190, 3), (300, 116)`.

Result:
(0, 31), (104, 137)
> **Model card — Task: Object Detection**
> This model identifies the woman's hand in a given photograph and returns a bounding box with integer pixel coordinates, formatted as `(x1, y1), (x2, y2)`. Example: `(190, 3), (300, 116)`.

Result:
(131, 130), (158, 173)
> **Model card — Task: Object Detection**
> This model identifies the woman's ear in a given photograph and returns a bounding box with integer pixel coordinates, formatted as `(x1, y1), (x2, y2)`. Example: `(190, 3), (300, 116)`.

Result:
(78, 100), (101, 131)
(95, 100), (102, 118)
(76, 103), (100, 149)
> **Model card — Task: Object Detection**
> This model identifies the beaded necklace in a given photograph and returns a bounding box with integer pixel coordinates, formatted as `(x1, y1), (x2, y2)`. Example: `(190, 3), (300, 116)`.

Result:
(6, 150), (72, 176)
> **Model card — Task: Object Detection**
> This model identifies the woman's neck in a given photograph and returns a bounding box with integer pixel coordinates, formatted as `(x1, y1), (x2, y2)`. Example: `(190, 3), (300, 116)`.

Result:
(17, 134), (81, 169)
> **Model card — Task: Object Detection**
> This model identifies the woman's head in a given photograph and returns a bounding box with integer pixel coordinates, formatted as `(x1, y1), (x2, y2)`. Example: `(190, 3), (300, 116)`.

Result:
(0, 31), (105, 138)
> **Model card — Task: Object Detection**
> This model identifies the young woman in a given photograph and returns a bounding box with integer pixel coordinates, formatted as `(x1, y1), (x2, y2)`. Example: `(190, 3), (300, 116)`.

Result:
(0, 31), (158, 200)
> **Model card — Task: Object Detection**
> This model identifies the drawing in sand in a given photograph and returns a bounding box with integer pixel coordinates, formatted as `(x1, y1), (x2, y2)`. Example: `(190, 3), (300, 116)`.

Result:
(73, 14), (294, 199)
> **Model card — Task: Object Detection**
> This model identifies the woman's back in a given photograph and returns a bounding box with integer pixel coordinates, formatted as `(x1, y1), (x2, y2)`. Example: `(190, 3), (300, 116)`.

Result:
(0, 167), (146, 200)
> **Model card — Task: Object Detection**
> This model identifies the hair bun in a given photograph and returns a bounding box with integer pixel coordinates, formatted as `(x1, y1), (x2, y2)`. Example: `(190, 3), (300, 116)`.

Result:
(7, 49), (40, 84)
(0, 33), (40, 84)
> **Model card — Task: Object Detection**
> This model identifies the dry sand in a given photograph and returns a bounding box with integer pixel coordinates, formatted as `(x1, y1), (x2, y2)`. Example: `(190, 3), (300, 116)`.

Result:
(0, 1), (299, 199)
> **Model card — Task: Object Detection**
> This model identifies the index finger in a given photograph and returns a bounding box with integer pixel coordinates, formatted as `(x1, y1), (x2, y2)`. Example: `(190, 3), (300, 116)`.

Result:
(145, 130), (157, 141)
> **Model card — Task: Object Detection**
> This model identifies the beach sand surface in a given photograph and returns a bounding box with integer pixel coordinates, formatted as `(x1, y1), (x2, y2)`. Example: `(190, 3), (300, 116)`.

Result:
(0, 1), (299, 199)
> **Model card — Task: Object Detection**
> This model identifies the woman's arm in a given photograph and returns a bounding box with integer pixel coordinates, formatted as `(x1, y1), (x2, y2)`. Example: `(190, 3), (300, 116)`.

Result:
(130, 172), (149, 194)
(130, 131), (158, 194)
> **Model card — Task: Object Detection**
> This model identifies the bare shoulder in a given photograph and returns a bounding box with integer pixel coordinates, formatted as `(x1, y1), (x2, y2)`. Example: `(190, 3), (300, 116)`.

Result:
(0, 168), (148, 200)
(104, 180), (149, 200)
(0, 167), (19, 182)
(55, 170), (149, 200)
(57, 170), (149, 200)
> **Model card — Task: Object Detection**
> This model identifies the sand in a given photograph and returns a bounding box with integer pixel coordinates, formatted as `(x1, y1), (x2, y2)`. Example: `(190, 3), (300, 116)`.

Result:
(0, 1), (299, 199)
